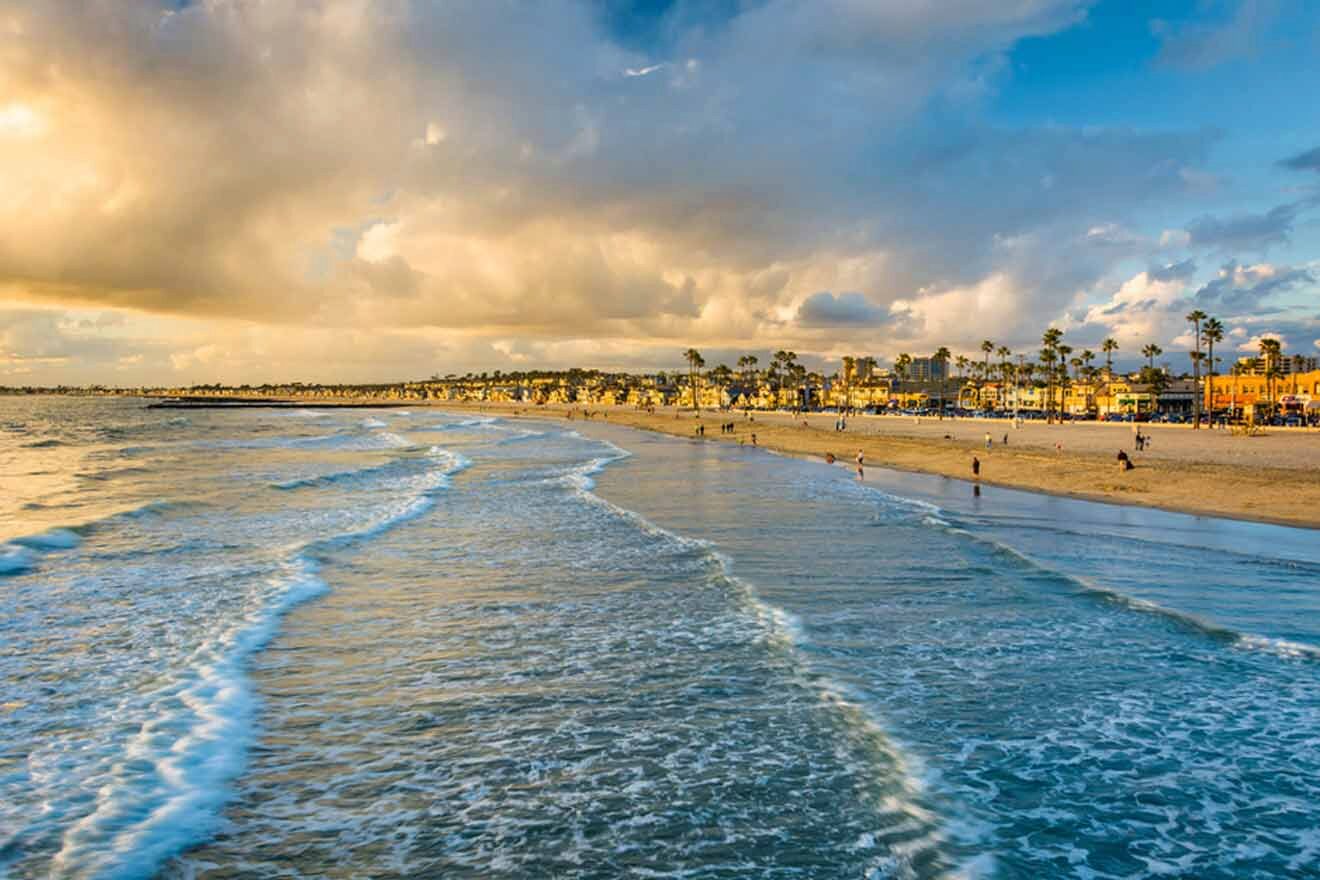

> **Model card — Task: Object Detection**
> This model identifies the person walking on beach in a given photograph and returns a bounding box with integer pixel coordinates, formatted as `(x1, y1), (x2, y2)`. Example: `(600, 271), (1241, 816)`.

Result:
(855, 449), (865, 480)
(985, 432), (992, 449)
(972, 456), (980, 478)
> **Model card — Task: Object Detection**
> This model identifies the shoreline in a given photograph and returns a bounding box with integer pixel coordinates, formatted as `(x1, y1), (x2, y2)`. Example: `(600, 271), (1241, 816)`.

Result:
(426, 400), (1320, 532)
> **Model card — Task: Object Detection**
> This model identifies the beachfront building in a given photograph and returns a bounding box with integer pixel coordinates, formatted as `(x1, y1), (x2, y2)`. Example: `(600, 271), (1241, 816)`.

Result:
(1233, 353), (1318, 376)
(825, 377), (893, 410)
(1106, 380), (1155, 416)
(1204, 368), (1320, 419)
(907, 356), (948, 383)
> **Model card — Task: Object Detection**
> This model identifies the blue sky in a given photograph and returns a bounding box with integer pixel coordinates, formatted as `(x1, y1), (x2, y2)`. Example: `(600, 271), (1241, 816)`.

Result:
(0, 0), (1317, 383)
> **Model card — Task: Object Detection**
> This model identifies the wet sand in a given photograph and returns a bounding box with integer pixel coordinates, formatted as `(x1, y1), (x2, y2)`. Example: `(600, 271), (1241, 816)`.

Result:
(440, 402), (1320, 530)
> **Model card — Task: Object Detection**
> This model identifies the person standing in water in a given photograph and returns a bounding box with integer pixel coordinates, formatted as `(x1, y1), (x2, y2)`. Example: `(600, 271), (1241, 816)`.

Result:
(972, 456), (981, 478)
(855, 449), (865, 480)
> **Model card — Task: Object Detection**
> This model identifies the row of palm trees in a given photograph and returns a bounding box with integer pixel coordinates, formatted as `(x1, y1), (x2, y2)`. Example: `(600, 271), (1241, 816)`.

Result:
(683, 312), (1284, 418)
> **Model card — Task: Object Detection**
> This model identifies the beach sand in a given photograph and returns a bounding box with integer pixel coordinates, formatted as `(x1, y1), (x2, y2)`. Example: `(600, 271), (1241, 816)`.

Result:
(441, 401), (1320, 530)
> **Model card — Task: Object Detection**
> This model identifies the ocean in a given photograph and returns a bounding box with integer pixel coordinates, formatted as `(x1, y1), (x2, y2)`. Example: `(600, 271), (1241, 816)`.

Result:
(2, 396), (1319, 879)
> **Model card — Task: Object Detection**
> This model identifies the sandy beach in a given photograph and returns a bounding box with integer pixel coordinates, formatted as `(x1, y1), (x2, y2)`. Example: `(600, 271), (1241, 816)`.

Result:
(438, 401), (1320, 530)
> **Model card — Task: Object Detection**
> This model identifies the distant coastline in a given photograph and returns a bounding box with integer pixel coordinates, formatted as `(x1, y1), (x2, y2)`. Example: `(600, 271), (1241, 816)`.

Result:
(12, 388), (1319, 529)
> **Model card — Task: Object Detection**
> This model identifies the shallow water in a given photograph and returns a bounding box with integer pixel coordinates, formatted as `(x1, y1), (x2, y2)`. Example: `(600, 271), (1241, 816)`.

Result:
(2, 398), (1318, 878)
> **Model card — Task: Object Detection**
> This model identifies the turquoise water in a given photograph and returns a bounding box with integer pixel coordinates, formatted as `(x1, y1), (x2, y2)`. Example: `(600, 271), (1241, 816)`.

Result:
(2, 397), (1319, 878)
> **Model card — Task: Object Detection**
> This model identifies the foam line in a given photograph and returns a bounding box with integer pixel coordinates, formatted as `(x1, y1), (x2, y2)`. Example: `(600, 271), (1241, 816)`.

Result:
(47, 446), (470, 878)
(547, 438), (956, 871)
(923, 514), (1320, 662)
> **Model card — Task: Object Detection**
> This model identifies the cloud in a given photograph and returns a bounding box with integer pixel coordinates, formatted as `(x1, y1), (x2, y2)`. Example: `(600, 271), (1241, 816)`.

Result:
(1152, 0), (1282, 70)
(0, 0), (1250, 382)
(796, 292), (886, 326)
(1236, 332), (1290, 353)
(1191, 261), (1315, 313)
(1183, 202), (1302, 252)
(1279, 145), (1320, 173)
(1148, 259), (1198, 283)
(1080, 266), (1195, 347)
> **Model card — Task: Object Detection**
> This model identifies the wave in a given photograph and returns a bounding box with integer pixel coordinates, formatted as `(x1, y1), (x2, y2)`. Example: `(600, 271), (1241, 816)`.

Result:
(205, 429), (411, 452)
(547, 439), (956, 871)
(924, 514), (1320, 662)
(49, 557), (331, 880)
(495, 429), (550, 445)
(414, 416), (499, 433)
(21, 438), (64, 448)
(271, 446), (462, 492)
(359, 417), (387, 429)
(48, 446), (471, 878)
(0, 501), (196, 577)
(12, 528), (82, 550)
(0, 528), (83, 577)
(962, 513), (1320, 575)
(0, 545), (34, 575)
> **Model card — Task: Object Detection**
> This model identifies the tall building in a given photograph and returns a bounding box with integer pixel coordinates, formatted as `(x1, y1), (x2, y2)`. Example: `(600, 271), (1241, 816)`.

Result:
(907, 356), (948, 382)
(1234, 354), (1318, 375)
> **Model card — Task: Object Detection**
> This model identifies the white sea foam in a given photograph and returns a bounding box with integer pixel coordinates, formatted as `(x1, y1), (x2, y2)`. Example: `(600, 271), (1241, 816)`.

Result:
(550, 437), (953, 869)
(359, 417), (387, 429)
(0, 544), (34, 575)
(49, 557), (330, 880)
(925, 515), (1320, 663)
(44, 444), (471, 878)
(12, 527), (83, 550)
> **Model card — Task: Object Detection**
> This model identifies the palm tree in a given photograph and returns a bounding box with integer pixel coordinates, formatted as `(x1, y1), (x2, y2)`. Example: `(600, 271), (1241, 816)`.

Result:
(1258, 337), (1282, 369)
(1186, 309), (1207, 428)
(841, 355), (857, 409)
(1199, 317), (1223, 420)
(770, 350), (794, 408)
(683, 348), (705, 413)
(858, 356), (877, 394)
(1258, 337), (1282, 417)
(736, 354), (759, 384)
(980, 340), (995, 402)
(1102, 338), (1119, 376)
(894, 353), (912, 407)
(1142, 343), (1162, 372)
(710, 363), (733, 391)
(1040, 328), (1063, 422)
(1058, 344), (1074, 416)
(932, 347), (951, 410)
(990, 346), (1009, 411)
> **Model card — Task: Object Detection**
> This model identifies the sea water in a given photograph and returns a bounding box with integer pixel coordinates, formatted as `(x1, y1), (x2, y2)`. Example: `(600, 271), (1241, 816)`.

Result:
(2, 397), (1318, 878)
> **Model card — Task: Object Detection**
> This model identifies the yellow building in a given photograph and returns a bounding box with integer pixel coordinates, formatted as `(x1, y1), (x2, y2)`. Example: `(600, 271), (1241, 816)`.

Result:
(1205, 369), (1320, 417)
(825, 379), (893, 409)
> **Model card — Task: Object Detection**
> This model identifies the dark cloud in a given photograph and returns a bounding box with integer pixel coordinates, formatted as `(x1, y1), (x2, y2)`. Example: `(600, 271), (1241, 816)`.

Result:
(1148, 259), (1198, 283)
(1184, 202), (1299, 252)
(1279, 146), (1320, 173)
(0, 0), (1268, 382)
(796, 292), (886, 327)
(1191, 261), (1315, 314)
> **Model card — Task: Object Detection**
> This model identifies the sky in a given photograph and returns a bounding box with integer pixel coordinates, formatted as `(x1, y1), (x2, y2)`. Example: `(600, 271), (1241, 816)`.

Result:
(1, 0), (1318, 385)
